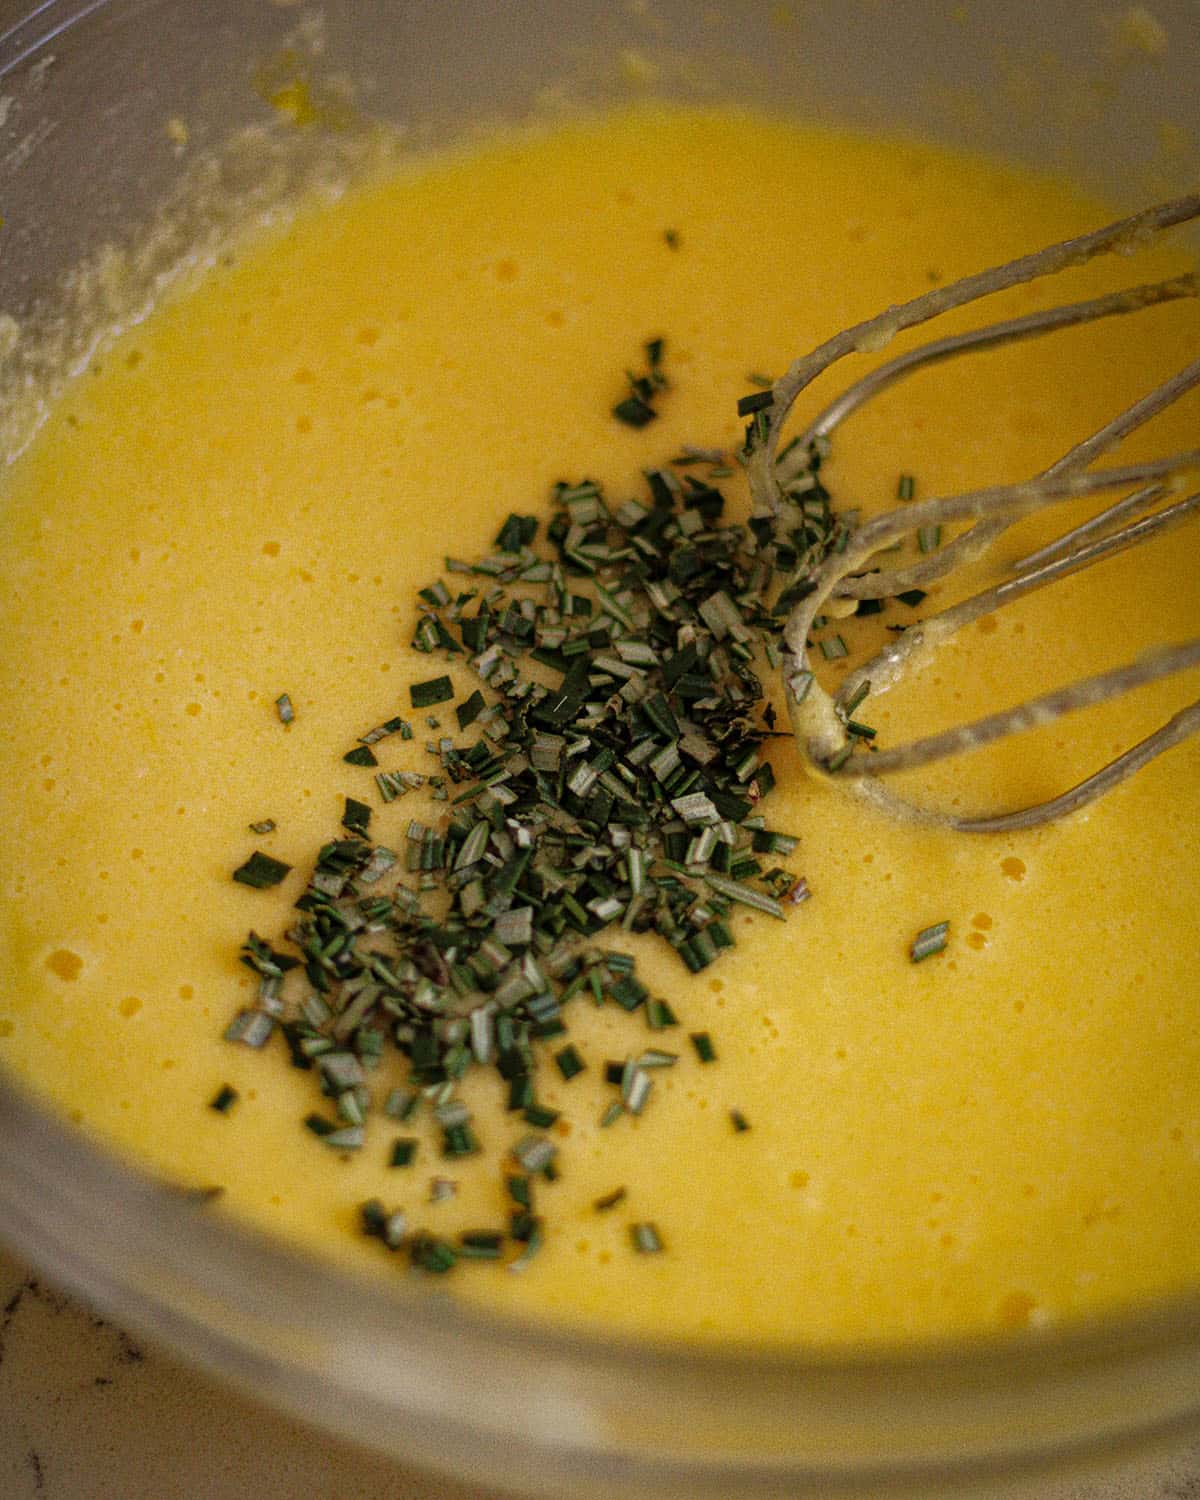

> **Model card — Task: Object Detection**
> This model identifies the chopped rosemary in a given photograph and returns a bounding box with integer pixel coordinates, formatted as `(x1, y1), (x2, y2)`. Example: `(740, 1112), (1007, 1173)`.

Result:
(232, 851), (292, 889)
(359, 716), (411, 745)
(690, 1032), (717, 1064)
(209, 1084), (239, 1114)
(630, 1222), (664, 1254)
(222, 411), (861, 1277)
(442, 1122), (481, 1158)
(275, 692), (295, 725)
(897, 473), (916, 502)
(342, 797), (372, 837)
(343, 745), (378, 767)
(389, 1137), (418, 1168)
(508, 1219), (544, 1271)
(613, 339), (669, 426)
(361, 1199), (409, 1250)
(613, 394), (655, 427)
(513, 1135), (557, 1175)
(736, 389), (774, 416)
(224, 1009), (274, 1049)
(647, 998), (678, 1030)
(730, 1109), (750, 1132)
(459, 1230), (504, 1260)
(495, 513), (538, 553)
(785, 876), (811, 906)
(555, 1043), (586, 1081)
(703, 873), (785, 919)
(248, 818), (277, 835)
(455, 689), (485, 730)
(410, 1233), (458, 1272)
(523, 1103), (559, 1129)
(594, 1186), (628, 1212)
(410, 675), (453, 709)
(911, 920), (950, 962)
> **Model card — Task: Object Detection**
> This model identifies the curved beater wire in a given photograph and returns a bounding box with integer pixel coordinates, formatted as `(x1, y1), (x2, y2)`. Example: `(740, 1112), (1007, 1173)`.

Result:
(744, 194), (1200, 834)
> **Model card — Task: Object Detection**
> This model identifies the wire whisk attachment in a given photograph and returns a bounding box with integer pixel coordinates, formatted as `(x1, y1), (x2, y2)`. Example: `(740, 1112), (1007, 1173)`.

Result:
(742, 194), (1200, 834)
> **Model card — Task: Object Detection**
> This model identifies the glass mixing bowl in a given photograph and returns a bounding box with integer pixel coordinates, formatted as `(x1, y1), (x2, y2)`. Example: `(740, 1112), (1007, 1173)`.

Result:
(1, 3), (1198, 1495)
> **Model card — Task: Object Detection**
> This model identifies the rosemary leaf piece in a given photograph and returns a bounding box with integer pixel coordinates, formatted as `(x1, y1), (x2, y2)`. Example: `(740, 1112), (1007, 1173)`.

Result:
(410, 1234), (459, 1273)
(343, 745), (378, 767)
(630, 1221), (664, 1254)
(232, 851), (292, 889)
(459, 1231), (505, 1260)
(410, 675), (453, 709)
(523, 1103), (559, 1129)
(360, 716), (411, 745)
(614, 396), (655, 428)
(703, 873), (785, 919)
(224, 1010), (275, 1049)
(614, 339), (669, 426)
(647, 998), (678, 1030)
(390, 1138), (418, 1168)
(911, 920), (950, 962)
(555, 1043), (586, 1081)
(456, 689), (485, 730)
(689, 1031), (717, 1064)
(508, 1219), (544, 1272)
(917, 525), (942, 554)
(342, 797), (372, 837)
(736, 389), (774, 416)
(512, 1135), (557, 1175)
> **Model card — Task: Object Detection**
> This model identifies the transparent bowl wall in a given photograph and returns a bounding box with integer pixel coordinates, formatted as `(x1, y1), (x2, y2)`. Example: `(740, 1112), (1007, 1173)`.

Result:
(1, 3), (1198, 1497)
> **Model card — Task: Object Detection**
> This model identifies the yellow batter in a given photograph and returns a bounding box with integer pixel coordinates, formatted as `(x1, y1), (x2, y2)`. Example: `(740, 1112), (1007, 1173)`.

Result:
(1, 107), (1198, 1346)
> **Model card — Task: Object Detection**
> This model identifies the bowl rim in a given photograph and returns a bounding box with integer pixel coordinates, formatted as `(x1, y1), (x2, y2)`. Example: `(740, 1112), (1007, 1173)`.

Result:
(5, 1065), (1200, 1496)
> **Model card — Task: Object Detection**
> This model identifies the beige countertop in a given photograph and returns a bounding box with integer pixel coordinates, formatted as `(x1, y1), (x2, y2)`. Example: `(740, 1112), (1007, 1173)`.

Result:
(3, 1242), (1200, 1500)
(0, 1245), (494, 1500)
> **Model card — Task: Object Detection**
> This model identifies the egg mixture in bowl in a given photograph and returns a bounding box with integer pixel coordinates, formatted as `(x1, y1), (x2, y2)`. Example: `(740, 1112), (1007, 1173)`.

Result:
(0, 2), (1198, 1496)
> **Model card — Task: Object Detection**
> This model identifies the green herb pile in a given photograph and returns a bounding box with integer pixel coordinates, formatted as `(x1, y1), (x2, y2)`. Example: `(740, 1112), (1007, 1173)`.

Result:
(222, 373), (895, 1274)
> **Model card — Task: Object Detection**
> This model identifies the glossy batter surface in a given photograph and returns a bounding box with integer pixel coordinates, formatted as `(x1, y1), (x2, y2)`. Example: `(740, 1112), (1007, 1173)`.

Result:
(1, 108), (1198, 1344)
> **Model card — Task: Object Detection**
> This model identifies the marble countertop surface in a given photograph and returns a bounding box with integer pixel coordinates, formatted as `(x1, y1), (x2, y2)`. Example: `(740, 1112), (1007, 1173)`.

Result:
(3, 1242), (1200, 1500)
